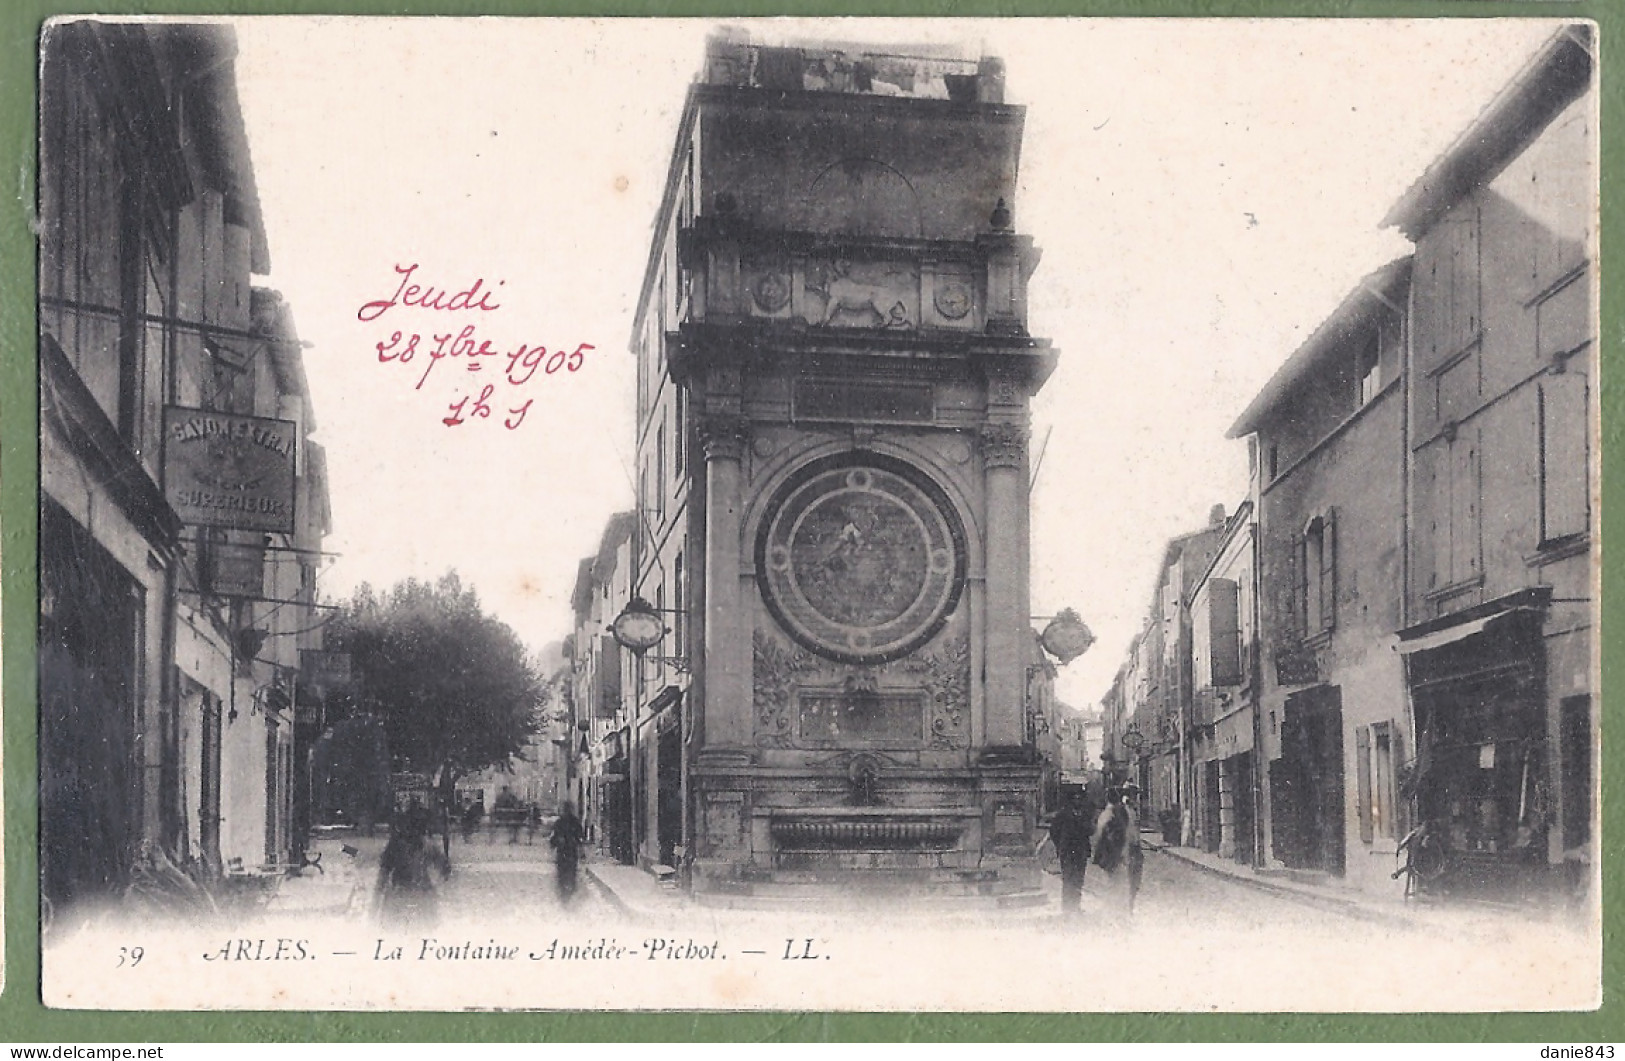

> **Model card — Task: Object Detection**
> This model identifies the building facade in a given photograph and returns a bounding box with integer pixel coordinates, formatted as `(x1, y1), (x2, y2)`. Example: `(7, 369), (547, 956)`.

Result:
(1388, 26), (1595, 900)
(623, 32), (1058, 902)
(1230, 259), (1411, 889)
(39, 21), (328, 917)
(1210, 24), (1595, 901)
(567, 513), (638, 859)
(1187, 501), (1260, 863)
(1102, 512), (1226, 834)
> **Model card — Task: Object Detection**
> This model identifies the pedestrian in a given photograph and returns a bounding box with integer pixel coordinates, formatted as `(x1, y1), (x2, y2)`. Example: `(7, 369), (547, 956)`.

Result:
(1091, 782), (1144, 920)
(1048, 787), (1094, 918)
(460, 799), (483, 844)
(374, 805), (447, 929)
(495, 787), (523, 845)
(526, 803), (540, 846)
(1119, 780), (1145, 913)
(550, 801), (585, 906)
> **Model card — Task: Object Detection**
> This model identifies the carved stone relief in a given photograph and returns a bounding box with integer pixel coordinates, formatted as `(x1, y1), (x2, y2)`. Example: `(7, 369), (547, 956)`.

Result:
(804, 258), (918, 329)
(697, 412), (749, 462)
(979, 422), (1027, 469)
(752, 625), (971, 750)
(752, 628), (819, 748)
(898, 633), (972, 749)
(933, 279), (973, 321)
(751, 269), (792, 314)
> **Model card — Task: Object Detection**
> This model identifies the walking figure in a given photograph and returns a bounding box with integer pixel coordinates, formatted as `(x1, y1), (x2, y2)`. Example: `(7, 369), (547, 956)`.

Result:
(1048, 787), (1094, 917)
(375, 805), (447, 929)
(1091, 781), (1144, 920)
(460, 800), (483, 844)
(550, 801), (585, 906)
(495, 787), (523, 845)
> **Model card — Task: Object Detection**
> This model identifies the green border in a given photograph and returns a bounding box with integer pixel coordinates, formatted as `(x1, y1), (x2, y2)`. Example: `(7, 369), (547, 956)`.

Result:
(2, 0), (1618, 1042)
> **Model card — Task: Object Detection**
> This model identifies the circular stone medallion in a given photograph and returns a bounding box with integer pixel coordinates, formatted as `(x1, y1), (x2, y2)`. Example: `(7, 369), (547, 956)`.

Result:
(933, 281), (972, 320)
(753, 272), (792, 313)
(757, 454), (966, 664)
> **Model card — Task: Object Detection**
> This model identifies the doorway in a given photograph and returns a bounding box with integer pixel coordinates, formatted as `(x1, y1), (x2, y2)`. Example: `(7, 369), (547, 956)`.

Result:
(1279, 685), (1345, 874)
(656, 722), (682, 867)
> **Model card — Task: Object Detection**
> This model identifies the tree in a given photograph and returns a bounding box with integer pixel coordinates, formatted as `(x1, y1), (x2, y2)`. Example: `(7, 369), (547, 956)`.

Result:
(329, 572), (541, 815)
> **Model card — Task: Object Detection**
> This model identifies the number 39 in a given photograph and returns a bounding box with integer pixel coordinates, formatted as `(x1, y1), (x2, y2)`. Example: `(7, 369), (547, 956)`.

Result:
(116, 946), (144, 968)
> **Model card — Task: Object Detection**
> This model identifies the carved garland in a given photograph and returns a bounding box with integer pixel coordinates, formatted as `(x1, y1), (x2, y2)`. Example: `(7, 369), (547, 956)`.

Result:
(900, 633), (972, 749)
(751, 628), (971, 749)
(752, 628), (818, 748)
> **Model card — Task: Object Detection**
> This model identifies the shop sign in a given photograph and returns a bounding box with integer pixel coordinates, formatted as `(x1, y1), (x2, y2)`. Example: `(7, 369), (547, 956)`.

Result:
(302, 650), (353, 691)
(205, 541), (265, 597)
(163, 406), (297, 534)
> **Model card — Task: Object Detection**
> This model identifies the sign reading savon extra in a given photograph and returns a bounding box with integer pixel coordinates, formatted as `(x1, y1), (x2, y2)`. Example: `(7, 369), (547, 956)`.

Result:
(162, 406), (297, 534)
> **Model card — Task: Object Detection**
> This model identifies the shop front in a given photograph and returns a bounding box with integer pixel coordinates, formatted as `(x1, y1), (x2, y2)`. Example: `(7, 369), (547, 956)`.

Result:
(1399, 591), (1555, 903)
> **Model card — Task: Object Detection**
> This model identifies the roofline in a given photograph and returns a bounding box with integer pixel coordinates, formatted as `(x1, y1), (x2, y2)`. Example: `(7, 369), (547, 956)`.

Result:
(631, 77), (1028, 354)
(1227, 256), (1412, 439)
(1187, 498), (1256, 604)
(630, 85), (702, 354)
(1382, 23), (1593, 240)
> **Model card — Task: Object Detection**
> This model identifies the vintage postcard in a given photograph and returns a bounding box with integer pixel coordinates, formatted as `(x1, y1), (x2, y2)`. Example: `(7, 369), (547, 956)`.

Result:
(35, 16), (1599, 1011)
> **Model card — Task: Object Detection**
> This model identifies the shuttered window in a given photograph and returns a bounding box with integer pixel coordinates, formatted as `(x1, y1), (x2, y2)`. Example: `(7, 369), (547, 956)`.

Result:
(1356, 722), (1400, 845)
(1415, 209), (1483, 372)
(1450, 434), (1482, 584)
(1208, 578), (1242, 687)
(1537, 272), (1592, 546)
(1539, 375), (1590, 544)
(1355, 726), (1373, 844)
(1373, 724), (1399, 842)
(1318, 511), (1337, 631)
(1300, 512), (1336, 637)
(1427, 433), (1482, 590)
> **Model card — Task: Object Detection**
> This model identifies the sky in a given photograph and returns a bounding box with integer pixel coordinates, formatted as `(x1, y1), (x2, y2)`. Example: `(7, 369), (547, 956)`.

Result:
(231, 17), (1561, 711)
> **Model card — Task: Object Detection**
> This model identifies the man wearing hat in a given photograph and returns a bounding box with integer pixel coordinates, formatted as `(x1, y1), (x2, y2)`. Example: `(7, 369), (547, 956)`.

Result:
(1047, 786), (1094, 918)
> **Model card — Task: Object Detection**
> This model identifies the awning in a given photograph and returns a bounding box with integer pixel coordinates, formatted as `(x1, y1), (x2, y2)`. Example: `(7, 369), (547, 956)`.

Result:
(1395, 613), (1501, 655)
(1394, 587), (1552, 656)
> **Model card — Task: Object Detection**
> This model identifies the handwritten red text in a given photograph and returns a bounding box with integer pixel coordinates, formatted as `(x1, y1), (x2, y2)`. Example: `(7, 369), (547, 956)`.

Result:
(357, 263), (504, 323)
(355, 264), (592, 431)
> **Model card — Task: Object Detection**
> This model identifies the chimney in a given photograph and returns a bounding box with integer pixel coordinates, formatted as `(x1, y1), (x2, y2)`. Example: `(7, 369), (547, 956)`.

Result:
(1209, 503), (1227, 527)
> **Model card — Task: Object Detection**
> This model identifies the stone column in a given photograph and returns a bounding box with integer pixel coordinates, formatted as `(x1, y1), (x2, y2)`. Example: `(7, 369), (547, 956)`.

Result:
(698, 412), (750, 753)
(980, 422), (1027, 751)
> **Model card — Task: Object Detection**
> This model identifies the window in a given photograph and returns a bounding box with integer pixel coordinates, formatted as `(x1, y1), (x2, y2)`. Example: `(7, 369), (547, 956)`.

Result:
(673, 552), (685, 657)
(655, 420), (667, 524)
(1357, 333), (1381, 407)
(1415, 207), (1482, 373)
(640, 457), (652, 530)
(1356, 722), (1401, 844)
(1298, 511), (1336, 637)
(1536, 272), (1591, 546)
(1539, 375), (1589, 544)
(674, 388), (686, 473)
(653, 585), (666, 678)
(1424, 430), (1481, 594)
(40, 37), (150, 443)
(1206, 578), (1242, 687)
